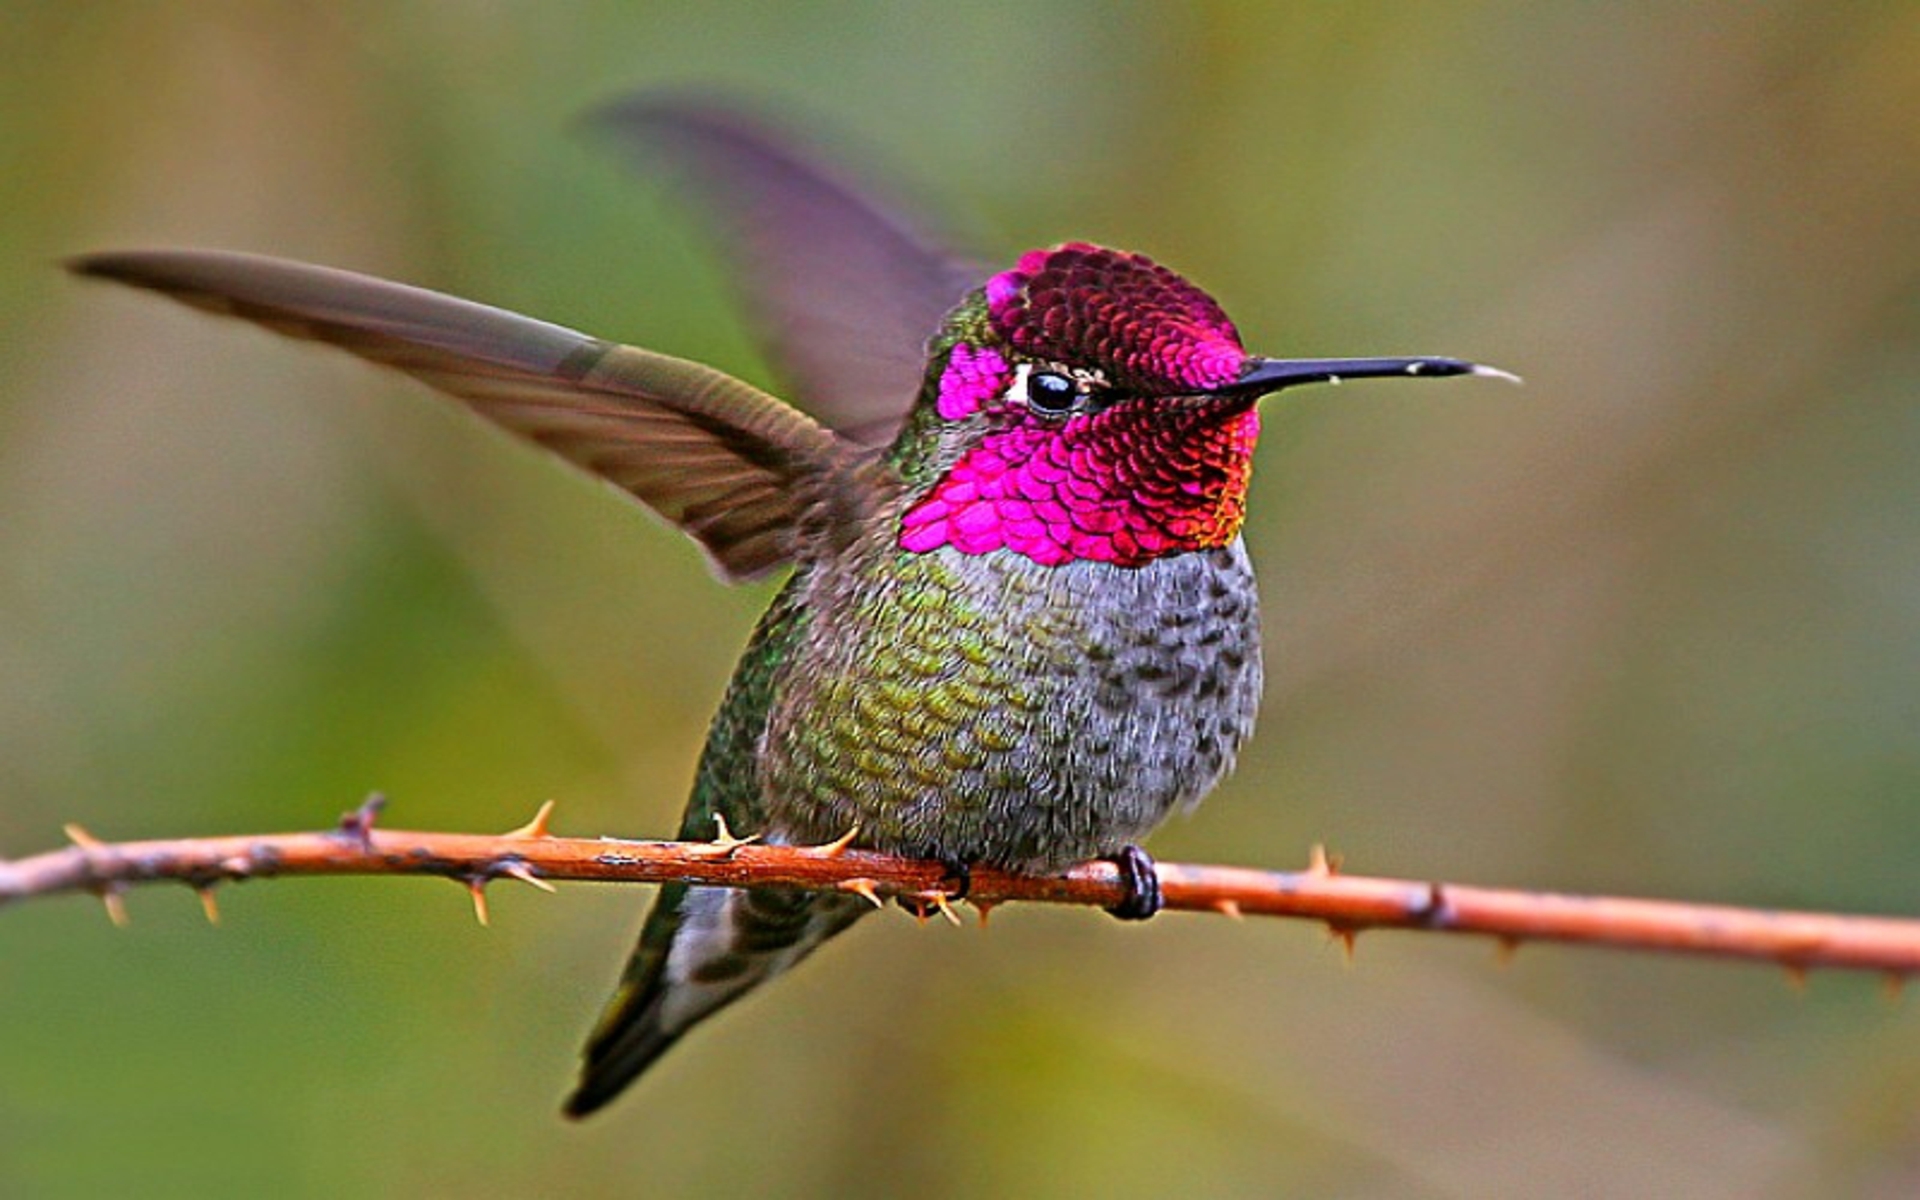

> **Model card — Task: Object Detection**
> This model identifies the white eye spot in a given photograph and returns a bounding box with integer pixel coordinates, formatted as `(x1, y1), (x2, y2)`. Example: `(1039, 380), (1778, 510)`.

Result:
(1006, 361), (1035, 407)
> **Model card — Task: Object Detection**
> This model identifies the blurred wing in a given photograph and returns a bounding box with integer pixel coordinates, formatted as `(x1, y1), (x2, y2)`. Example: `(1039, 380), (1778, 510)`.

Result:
(590, 93), (987, 448)
(69, 249), (852, 581)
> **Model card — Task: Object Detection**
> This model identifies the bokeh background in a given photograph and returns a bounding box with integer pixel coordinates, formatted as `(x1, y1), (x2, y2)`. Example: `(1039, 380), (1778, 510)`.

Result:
(5, 3), (1919, 1197)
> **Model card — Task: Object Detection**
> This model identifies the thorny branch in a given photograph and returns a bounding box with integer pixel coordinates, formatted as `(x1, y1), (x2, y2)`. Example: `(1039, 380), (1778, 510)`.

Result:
(4, 794), (1919, 984)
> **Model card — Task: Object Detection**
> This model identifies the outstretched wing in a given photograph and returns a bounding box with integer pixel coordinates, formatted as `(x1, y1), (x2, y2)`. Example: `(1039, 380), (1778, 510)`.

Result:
(590, 93), (986, 448)
(70, 249), (853, 581)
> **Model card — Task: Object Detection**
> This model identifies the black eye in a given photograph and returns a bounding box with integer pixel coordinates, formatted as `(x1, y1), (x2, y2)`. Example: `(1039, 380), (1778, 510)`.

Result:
(1027, 370), (1079, 414)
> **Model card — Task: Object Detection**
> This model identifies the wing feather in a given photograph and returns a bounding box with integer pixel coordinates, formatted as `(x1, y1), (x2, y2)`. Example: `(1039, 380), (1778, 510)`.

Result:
(591, 94), (985, 448)
(69, 248), (852, 581)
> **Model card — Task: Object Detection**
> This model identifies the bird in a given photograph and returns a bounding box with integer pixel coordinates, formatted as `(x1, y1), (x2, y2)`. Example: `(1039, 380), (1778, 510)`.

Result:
(67, 95), (1511, 1117)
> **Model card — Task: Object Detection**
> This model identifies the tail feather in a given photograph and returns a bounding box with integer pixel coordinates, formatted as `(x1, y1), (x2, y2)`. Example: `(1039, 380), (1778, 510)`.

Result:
(564, 998), (682, 1118)
(564, 882), (869, 1117)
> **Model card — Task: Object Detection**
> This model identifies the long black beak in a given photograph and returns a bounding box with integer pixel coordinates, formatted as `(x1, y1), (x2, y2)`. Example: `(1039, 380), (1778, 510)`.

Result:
(1216, 355), (1520, 397)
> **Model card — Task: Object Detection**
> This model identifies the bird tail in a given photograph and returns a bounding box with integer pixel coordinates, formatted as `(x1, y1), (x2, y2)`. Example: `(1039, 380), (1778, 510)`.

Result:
(563, 881), (870, 1117)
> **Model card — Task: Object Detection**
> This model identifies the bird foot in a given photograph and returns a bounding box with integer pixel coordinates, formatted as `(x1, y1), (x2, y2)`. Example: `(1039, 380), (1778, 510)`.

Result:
(897, 856), (970, 924)
(936, 857), (972, 902)
(1103, 845), (1163, 921)
(905, 888), (964, 927)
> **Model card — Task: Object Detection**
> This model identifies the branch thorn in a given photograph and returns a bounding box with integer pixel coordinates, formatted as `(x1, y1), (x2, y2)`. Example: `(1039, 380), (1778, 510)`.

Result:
(336, 793), (387, 851)
(972, 897), (998, 928)
(64, 823), (107, 851)
(96, 885), (129, 928)
(837, 877), (884, 908)
(1213, 899), (1244, 921)
(1495, 935), (1521, 966)
(1883, 973), (1906, 1002)
(466, 878), (491, 927)
(1306, 843), (1342, 877)
(1326, 921), (1359, 963)
(499, 861), (556, 894)
(801, 825), (861, 859)
(503, 800), (557, 840)
(195, 884), (221, 926)
(698, 814), (759, 858)
(1781, 961), (1809, 991)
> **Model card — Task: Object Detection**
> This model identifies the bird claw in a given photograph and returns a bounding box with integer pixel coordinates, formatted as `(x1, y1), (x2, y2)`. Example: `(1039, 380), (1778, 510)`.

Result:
(905, 888), (963, 927)
(936, 857), (972, 902)
(1103, 845), (1162, 921)
(894, 855), (972, 925)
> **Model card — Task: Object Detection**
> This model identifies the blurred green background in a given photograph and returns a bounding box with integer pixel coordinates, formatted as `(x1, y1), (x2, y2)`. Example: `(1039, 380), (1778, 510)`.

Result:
(5, 3), (1920, 1197)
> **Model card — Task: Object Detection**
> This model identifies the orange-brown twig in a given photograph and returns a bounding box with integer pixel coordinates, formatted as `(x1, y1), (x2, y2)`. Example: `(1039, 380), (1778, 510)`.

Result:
(4, 796), (1918, 979)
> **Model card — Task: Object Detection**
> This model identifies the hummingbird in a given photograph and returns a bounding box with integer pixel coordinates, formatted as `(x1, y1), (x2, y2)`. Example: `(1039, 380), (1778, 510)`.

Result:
(68, 97), (1510, 1116)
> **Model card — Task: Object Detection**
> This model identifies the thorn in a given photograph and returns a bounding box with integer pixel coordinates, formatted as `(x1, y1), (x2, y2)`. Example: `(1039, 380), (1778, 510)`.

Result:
(64, 823), (107, 851)
(196, 884), (222, 926)
(1212, 899), (1243, 921)
(336, 793), (387, 851)
(1326, 922), (1358, 963)
(467, 878), (491, 927)
(972, 898), (998, 928)
(1495, 935), (1521, 966)
(1883, 973), (1906, 1002)
(503, 799), (557, 840)
(499, 862), (556, 894)
(1306, 844), (1341, 877)
(1782, 962), (1808, 992)
(698, 813), (760, 857)
(801, 825), (861, 858)
(97, 885), (129, 928)
(837, 877), (884, 908)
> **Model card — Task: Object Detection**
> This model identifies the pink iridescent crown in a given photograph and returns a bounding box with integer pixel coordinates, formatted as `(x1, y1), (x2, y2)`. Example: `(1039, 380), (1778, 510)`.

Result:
(984, 243), (1248, 393)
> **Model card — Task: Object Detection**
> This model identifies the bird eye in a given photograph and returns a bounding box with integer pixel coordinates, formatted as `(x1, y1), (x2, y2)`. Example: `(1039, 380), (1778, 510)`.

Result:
(1026, 369), (1079, 415)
